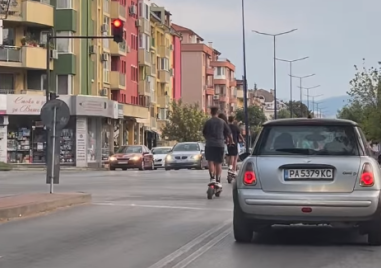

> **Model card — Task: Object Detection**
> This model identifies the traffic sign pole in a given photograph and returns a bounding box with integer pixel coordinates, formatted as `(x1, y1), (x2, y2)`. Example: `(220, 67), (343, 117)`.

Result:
(50, 107), (56, 193)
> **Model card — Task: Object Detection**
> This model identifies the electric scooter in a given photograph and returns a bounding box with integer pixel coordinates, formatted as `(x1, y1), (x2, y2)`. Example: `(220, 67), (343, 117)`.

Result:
(206, 182), (222, 199)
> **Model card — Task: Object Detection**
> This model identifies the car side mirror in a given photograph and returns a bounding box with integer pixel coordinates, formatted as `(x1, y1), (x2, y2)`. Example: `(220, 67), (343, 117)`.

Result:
(239, 152), (250, 161)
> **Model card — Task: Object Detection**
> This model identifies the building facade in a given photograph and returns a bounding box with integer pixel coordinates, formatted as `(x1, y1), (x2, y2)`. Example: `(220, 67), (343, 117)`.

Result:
(172, 31), (181, 101)
(0, 0), (147, 167)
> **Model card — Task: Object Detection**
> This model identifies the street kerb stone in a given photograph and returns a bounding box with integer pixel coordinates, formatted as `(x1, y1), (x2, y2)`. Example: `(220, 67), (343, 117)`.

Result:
(0, 193), (92, 221)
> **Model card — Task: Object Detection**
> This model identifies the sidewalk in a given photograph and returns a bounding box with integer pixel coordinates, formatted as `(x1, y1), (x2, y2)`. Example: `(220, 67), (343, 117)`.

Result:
(9, 164), (107, 171)
(0, 193), (91, 221)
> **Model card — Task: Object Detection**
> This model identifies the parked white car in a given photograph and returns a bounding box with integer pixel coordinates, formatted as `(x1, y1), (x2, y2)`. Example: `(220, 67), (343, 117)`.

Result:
(152, 146), (172, 169)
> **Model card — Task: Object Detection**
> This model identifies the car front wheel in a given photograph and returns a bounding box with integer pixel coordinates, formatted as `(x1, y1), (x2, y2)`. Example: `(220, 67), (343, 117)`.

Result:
(233, 204), (253, 243)
(368, 216), (381, 245)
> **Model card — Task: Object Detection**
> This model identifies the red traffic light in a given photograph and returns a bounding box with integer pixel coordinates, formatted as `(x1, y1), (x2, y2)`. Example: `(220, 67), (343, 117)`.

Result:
(113, 19), (122, 27)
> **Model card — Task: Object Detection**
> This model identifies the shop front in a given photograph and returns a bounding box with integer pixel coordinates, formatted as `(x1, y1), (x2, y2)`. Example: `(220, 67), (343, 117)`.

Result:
(3, 94), (118, 167)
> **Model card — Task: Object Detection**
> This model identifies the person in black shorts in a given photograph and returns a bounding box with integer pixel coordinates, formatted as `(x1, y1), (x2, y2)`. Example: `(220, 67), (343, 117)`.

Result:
(202, 107), (233, 186)
(227, 115), (244, 176)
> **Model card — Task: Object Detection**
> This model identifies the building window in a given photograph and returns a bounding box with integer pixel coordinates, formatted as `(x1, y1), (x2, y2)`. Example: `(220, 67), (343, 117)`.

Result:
(56, 0), (73, 9)
(56, 75), (73, 95)
(56, 31), (73, 53)
(159, 58), (169, 70)
(144, 4), (149, 19)
(0, 74), (14, 92)
(103, 56), (110, 83)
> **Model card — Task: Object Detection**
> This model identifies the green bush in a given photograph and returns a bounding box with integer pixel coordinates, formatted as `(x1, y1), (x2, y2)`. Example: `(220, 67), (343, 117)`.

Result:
(0, 162), (12, 171)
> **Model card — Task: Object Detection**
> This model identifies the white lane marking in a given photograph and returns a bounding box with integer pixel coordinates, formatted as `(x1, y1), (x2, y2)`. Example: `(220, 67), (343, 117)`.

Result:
(93, 202), (232, 212)
(172, 228), (231, 268)
(147, 220), (231, 268)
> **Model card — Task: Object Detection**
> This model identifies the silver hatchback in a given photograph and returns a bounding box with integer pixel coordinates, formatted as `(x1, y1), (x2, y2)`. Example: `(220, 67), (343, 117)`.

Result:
(233, 118), (381, 245)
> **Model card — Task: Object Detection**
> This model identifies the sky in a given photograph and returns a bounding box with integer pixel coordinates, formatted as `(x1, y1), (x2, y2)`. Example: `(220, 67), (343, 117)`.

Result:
(154, 0), (380, 101)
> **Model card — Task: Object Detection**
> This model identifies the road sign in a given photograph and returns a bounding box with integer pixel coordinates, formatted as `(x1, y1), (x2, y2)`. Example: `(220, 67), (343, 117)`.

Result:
(40, 99), (70, 130)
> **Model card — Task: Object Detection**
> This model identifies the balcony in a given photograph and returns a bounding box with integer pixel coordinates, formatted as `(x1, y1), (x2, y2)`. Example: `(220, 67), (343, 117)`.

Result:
(122, 104), (149, 119)
(138, 80), (151, 95)
(204, 85), (214, 95)
(138, 18), (150, 35)
(219, 95), (227, 102)
(151, 38), (156, 51)
(159, 45), (170, 58)
(236, 90), (244, 99)
(150, 64), (157, 77)
(158, 70), (170, 83)
(230, 80), (237, 86)
(23, 46), (53, 69)
(0, 46), (22, 68)
(110, 71), (126, 90)
(110, 41), (127, 56)
(5, 0), (54, 27)
(214, 78), (228, 85)
(206, 67), (214, 75)
(0, 89), (15, 94)
(138, 49), (151, 66)
(229, 97), (237, 103)
(150, 90), (157, 103)
(110, 1), (126, 20)
(158, 95), (170, 108)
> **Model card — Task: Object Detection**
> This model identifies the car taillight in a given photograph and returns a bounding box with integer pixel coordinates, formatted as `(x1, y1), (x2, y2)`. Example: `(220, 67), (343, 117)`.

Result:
(243, 162), (256, 185)
(360, 163), (374, 187)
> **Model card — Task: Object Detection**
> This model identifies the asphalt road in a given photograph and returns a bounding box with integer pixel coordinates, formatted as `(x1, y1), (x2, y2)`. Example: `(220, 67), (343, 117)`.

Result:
(0, 169), (381, 268)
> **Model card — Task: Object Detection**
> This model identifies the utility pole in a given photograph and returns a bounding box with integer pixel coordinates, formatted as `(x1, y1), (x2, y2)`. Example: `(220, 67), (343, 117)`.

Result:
(290, 74), (315, 116)
(306, 94), (323, 117)
(252, 28), (297, 119)
(276, 56), (308, 117)
(299, 85), (320, 111)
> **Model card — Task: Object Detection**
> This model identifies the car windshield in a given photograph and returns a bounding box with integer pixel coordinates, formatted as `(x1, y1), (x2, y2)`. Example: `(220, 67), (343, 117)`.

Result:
(116, 146), (142, 154)
(256, 125), (359, 156)
(172, 143), (199, 152)
(152, 148), (171, 154)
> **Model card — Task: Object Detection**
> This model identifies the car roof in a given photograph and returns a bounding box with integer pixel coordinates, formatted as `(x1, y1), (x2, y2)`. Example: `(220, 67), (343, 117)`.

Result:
(153, 146), (172, 148)
(263, 118), (358, 127)
(175, 142), (200, 144)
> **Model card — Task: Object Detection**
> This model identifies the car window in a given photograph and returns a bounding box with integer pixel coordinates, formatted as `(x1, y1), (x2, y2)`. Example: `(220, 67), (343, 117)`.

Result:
(116, 146), (142, 154)
(152, 148), (171, 154)
(172, 143), (199, 151)
(256, 125), (359, 156)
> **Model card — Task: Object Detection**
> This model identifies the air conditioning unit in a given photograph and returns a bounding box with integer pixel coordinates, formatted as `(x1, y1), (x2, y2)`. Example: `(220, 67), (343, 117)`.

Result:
(100, 88), (108, 96)
(213, 95), (219, 100)
(101, 53), (108, 61)
(135, 19), (141, 27)
(101, 24), (108, 33)
(89, 45), (96, 54)
(50, 49), (58, 59)
(129, 5), (137, 15)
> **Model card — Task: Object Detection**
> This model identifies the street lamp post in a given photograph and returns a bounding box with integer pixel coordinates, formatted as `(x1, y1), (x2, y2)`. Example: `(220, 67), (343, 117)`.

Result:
(290, 74), (315, 116)
(241, 0), (249, 152)
(307, 94), (323, 117)
(299, 85), (320, 110)
(252, 28), (297, 119)
(276, 57), (308, 117)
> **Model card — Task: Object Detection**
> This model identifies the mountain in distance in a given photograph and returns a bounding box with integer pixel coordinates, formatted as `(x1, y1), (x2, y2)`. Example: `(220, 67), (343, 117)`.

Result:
(315, 95), (352, 118)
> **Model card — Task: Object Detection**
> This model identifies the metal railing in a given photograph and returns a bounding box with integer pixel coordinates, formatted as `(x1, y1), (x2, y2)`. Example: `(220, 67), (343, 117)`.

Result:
(0, 46), (22, 62)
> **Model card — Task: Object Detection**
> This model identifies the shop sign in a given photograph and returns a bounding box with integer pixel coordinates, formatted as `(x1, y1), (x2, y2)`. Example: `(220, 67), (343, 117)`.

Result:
(74, 96), (118, 119)
(118, 104), (123, 118)
(7, 95), (46, 115)
(75, 117), (87, 167)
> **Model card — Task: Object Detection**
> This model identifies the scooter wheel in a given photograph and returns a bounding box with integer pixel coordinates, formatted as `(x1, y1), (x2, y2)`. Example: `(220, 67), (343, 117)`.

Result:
(207, 187), (214, 199)
(227, 177), (232, 183)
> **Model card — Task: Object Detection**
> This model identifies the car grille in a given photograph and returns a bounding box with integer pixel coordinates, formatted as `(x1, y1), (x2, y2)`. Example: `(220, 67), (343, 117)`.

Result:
(117, 158), (129, 160)
(175, 156), (188, 159)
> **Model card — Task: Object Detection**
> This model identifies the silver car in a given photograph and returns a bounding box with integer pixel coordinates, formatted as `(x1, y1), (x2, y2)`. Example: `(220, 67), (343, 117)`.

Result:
(233, 118), (381, 245)
(165, 142), (208, 170)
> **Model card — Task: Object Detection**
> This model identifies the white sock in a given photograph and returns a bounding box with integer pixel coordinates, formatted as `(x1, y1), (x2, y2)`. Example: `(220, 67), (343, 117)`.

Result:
(228, 165), (232, 170)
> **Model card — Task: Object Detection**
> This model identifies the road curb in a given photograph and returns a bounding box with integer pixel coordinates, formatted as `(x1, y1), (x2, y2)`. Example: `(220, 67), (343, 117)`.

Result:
(0, 193), (92, 221)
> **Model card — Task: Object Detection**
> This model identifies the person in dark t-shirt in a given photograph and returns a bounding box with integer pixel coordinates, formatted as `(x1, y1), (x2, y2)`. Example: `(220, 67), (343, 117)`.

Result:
(202, 107), (232, 186)
(227, 115), (245, 175)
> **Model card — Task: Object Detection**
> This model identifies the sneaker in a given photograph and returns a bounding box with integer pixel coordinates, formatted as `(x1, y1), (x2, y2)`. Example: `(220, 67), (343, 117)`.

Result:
(216, 182), (222, 188)
(228, 168), (235, 174)
(209, 178), (216, 184)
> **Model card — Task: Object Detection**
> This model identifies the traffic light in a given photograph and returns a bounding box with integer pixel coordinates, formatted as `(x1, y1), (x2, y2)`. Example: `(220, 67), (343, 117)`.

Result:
(111, 19), (124, 43)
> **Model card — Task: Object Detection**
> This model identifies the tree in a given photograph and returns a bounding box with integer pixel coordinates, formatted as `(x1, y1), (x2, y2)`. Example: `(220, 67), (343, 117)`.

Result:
(161, 100), (208, 142)
(235, 105), (266, 127)
(284, 101), (311, 118)
(337, 60), (381, 141)
(276, 109), (291, 119)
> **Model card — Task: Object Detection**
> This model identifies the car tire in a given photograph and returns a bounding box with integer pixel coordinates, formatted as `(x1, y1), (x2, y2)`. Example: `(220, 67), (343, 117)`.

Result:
(233, 204), (253, 243)
(368, 218), (381, 246)
(165, 167), (170, 171)
(109, 166), (116, 171)
(139, 161), (145, 171)
(122, 167), (127, 171)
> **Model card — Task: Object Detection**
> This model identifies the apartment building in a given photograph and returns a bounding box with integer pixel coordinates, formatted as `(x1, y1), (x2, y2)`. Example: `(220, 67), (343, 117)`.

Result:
(0, 0), (147, 167)
(211, 57), (237, 115)
(171, 24), (218, 113)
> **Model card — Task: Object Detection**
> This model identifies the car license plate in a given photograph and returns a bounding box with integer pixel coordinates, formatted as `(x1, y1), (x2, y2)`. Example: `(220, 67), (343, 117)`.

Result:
(118, 161), (128, 164)
(284, 169), (333, 180)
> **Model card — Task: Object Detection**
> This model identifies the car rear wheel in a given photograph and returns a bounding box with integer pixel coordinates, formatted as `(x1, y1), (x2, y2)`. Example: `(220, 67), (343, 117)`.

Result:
(368, 217), (381, 245)
(233, 204), (253, 243)
(165, 167), (170, 171)
(109, 166), (116, 171)
(122, 167), (127, 171)
(139, 161), (145, 171)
